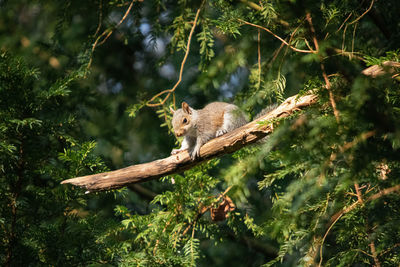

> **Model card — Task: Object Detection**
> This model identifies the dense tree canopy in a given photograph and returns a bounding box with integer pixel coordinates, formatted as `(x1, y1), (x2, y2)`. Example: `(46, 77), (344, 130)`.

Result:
(1, 0), (400, 266)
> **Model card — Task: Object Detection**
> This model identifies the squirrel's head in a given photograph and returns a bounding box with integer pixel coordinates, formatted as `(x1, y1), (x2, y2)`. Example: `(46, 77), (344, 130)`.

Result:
(170, 102), (194, 137)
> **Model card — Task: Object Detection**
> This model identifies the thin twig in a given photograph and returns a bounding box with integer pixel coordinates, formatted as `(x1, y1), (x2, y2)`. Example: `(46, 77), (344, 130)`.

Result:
(351, 23), (357, 57)
(319, 131), (375, 184)
(257, 29), (261, 89)
(365, 184), (375, 194)
(182, 186), (233, 236)
(303, 38), (314, 52)
(369, 241), (381, 267)
(172, 224), (184, 249)
(269, 42), (285, 68)
(278, 19), (309, 73)
(239, 0), (290, 27)
(153, 217), (172, 256)
(337, 13), (353, 33)
(355, 182), (381, 267)
(354, 183), (364, 204)
(330, 48), (364, 62)
(288, 19), (307, 50)
(318, 212), (343, 267)
(191, 220), (196, 238)
(379, 243), (400, 256)
(341, 23), (348, 55)
(368, 184), (400, 201)
(238, 19), (315, 54)
(351, 248), (373, 257)
(330, 184), (400, 226)
(97, 0), (135, 46)
(146, 1), (205, 107)
(341, 131), (375, 152)
(305, 12), (340, 123)
(266, 20), (306, 70)
(349, 0), (375, 25)
(94, 0), (103, 37)
(88, 0), (135, 69)
(323, 184), (400, 266)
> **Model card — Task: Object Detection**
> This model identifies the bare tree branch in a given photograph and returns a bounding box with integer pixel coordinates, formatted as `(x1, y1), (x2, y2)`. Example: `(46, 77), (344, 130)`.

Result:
(61, 93), (318, 192)
(362, 61), (400, 79)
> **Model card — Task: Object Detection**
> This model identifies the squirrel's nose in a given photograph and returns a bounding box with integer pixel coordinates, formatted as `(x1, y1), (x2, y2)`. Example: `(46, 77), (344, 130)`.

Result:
(176, 132), (183, 137)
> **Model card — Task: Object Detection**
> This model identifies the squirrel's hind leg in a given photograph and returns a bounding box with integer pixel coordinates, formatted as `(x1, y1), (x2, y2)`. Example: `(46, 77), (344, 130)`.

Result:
(216, 109), (239, 137)
(216, 129), (228, 137)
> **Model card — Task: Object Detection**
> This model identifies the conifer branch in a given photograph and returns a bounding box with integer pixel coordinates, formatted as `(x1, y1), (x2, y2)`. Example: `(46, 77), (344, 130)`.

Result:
(146, 1), (205, 107)
(349, 0), (375, 25)
(321, 184), (400, 266)
(329, 184), (400, 226)
(182, 186), (233, 236)
(61, 93), (318, 192)
(306, 12), (340, 123)
(369, 241), (381, 267)
(88, 0), (136, 69)
(238, 19), (316, 54)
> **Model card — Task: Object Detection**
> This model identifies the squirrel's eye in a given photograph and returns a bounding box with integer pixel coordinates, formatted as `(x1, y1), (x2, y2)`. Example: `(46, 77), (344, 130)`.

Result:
(183, 118), (187, 124)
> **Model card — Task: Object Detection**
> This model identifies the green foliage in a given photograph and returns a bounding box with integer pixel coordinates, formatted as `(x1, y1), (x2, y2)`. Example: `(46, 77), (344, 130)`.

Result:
(364, 50), (400, 66)
(170, 9), (196, 53)
(113, 161), (224, 265)
(0, 52), (117, 265)
(127, 101), (146, 118)
(197, 19), (215, 69)
(255, 77), (400, 265)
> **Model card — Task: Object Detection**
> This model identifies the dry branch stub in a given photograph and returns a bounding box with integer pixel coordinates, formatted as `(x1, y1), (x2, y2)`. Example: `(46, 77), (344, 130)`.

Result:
(362, 61), (400, 78)
(61, 93), (318, 192)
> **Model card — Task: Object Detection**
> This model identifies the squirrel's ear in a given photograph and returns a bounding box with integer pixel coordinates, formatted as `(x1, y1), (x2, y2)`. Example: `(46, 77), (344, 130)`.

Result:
(182, 102), (192, 114)
(169, 106), (175, 114)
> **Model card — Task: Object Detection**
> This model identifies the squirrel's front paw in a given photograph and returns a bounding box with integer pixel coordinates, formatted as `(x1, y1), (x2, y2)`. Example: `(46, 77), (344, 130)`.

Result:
(171, 148), (182, 155)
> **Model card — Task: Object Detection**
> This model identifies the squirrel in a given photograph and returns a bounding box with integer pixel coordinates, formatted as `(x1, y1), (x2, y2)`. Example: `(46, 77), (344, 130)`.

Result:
(170, 102), (248, 160)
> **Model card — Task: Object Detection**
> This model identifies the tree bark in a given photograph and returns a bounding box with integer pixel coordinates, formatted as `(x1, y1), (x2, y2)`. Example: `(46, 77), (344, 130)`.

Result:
(61, 93), (317, 192)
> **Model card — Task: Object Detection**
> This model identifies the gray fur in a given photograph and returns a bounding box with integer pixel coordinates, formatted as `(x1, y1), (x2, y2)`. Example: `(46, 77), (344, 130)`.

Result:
(171, 102), (247, 160)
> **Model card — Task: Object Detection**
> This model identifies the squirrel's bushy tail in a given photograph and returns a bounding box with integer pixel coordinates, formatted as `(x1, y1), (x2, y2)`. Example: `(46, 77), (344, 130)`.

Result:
(254, 104), (279, 120)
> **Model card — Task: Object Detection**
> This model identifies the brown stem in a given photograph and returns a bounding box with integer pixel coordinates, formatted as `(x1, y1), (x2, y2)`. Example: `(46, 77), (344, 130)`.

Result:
(305, 12), (340, 123)
(238, 19), (315, 54)
(324, 181), (389, 266)
(354, 183), (364, 204)
(5, 138), (24, 267)
(146, 1), (205, 107)
(369, 241), (381, 267)
(337, 13), (353, 33)
(363, 2), (391, 40)
(239, 0), (289, 27)
(330, 184), (400, 225)
(355, 183), (381, 266)
(349, 0), (375, 25)
(318, 212), (343, 267)
(182, 186), (233, 236)
(88, 0), (136, 69)
(153, 218), (172, 256)
(257, 29), (261, 89)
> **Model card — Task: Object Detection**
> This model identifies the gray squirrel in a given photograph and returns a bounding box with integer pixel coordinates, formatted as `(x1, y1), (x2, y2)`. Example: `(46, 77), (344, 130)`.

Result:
(170, 101), (248, 159)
